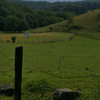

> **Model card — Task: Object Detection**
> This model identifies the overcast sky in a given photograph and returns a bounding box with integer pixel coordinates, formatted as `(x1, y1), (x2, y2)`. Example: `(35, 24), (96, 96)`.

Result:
(22, 0), (84, 2)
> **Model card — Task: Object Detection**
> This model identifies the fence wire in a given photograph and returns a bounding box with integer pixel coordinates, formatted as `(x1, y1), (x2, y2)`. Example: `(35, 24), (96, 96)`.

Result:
(0, 49), (15, 78)
(23, 56), (100, 79)
(0, 49), (100, 100)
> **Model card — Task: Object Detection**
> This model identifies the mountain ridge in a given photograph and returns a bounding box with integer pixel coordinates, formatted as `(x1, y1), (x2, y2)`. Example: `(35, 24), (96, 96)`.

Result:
(22, 0), (83, 2)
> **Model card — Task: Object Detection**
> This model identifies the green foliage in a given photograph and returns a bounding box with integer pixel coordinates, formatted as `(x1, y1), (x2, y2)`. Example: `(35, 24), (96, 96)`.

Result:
(5, 16), (19, 32)
(6, 40), (10, 42)
(56, 12), (74, 20)
(26, 14), (33, 28)
(98, 7), (100, 10)
(16, 0), (100, 15)
(69, 25), (83, 30)
(15, 11), (25, 19)
(0, 0), (64, 32)
(0, 6), (10, 17)
(0, 0), (100, 33)
(18, 19), (30, 32)
(49, 27), (52, 31)
(22, 5), (33, 13)
(0, 16), (5, 31)
(3, 0), (100, 33)
(67, 16), (74, 24)
(91, 10), (94, 12)
(11, 36), (16, 43)
(97, 13), (100, 21)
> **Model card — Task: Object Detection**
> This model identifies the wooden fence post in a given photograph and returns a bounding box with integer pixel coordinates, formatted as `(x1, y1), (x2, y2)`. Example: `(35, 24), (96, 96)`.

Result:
(14, 46), (23, 100)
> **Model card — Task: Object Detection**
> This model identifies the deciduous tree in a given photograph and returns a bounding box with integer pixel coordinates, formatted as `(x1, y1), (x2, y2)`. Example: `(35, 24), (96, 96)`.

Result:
(5, 15), (19, 32)
(0, 16), (5, 31)
(18, 19), (30, 32)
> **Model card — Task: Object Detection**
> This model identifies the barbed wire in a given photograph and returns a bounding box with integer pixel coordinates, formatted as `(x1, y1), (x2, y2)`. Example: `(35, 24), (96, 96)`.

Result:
(1, 50), (100, 79)
(0, 59), (14, 67)
(23, 57), (61, 78)
(0, 49), (100, 100)
(23, 56), (100, 79)
(0, 49), (15, 77)
(22, 57), (100, 100)
(0, 49), (6, 60)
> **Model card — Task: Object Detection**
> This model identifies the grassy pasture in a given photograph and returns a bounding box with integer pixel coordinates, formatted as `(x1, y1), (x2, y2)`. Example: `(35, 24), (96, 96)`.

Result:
(0, 33), (100, 100)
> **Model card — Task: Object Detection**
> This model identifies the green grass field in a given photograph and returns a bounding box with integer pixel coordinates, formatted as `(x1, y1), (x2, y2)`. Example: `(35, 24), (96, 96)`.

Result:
(0, 32), (100, 100)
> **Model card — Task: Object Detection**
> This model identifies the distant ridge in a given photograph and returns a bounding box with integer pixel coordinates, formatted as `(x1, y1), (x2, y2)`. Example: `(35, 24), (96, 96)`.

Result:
(22, 0), (83, 2)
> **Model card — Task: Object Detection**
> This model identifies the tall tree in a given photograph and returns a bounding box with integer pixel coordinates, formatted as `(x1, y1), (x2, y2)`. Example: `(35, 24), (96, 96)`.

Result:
(18, 19), (30, 32)
(0, 16), (5, 31)
(5, 15), (19, 32)
(0, 6), (10, 17)
(15, 11), (25, 19)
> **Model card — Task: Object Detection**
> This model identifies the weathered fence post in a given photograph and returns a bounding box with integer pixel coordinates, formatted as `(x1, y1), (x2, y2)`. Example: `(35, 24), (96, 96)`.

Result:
(14, 46), (23, 100)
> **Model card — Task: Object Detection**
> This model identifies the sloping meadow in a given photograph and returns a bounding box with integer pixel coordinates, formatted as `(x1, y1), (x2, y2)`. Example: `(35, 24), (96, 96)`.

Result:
(0, 33), (100, 100)
(31, 9), (100, 40)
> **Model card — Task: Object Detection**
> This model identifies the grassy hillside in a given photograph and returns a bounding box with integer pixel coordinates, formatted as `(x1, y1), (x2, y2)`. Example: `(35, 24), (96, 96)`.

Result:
(1, 33), (100, 100)
(30, 9), (100, 40)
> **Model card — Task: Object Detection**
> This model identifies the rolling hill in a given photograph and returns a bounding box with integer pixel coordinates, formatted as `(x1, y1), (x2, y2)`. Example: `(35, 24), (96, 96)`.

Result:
(31, 9), (100, 40)
(22, 0), (83, 2)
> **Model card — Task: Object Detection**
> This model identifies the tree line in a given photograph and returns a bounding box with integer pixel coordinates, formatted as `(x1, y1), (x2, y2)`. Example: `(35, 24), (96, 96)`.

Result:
(15, 0), (100, 15)
(0, 0), (65, 32)
(45, 0), (100, 15)
(1, 0), (100, 32)
(7, 0), (100, 15)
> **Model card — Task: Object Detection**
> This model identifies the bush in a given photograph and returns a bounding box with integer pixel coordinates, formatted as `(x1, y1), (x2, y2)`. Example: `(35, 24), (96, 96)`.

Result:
(91, 10), (94, 12)
(69, 25), (83, 30)
(49, 27), (52, 31)
(11, 36), (16, 43)
(7, 40), (10, 42)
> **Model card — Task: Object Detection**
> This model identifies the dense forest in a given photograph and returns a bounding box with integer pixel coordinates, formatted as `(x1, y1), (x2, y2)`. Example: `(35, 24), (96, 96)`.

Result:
(0, 0), (65, 32)
(1, 0), (100, 32)
(13, 0), (100, 15)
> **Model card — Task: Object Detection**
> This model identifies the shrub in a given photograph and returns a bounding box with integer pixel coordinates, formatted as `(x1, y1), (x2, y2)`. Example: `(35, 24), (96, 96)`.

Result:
(91, 10), (94, 12)
(69, 25), (83, 30)
(7, 40), (10, 42)
(11, 36), (16, 43)
(49, 27), (52, 31)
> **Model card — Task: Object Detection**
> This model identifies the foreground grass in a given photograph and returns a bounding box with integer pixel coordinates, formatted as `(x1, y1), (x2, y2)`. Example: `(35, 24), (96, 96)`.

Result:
(0, 33), (100, 100)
